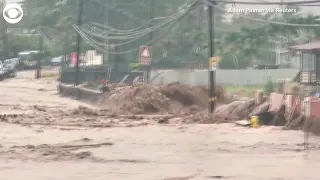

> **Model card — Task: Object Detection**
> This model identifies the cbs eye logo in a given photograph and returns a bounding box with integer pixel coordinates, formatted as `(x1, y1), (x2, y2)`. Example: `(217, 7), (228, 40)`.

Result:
(3, 3), (23, 24)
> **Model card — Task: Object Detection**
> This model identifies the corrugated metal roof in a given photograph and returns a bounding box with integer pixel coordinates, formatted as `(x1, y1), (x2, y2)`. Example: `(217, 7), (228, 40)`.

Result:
(290, 42), (320, 50)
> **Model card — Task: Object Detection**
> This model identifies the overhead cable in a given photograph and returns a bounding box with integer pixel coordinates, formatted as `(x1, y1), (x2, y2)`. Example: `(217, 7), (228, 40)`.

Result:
(82, 1), (200, 40)
(205, 0), (320, 5)
(73, 0), (201, 54)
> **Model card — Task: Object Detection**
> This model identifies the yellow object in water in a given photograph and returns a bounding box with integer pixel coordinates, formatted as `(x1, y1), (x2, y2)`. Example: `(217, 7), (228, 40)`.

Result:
(250, 116), (259, 128)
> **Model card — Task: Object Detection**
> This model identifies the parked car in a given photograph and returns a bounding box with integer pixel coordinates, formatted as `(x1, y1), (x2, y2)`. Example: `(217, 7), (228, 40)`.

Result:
(17, 51), (40, 70)
(0, 62), (5, 81)
(6, 58), (19, 67)
(50, 56), (63, 66)
(2, 60), (17, 78)
(4, 64), (16, 78)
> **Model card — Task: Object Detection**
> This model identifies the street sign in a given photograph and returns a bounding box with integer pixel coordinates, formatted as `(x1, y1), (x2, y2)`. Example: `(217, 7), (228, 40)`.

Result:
(209, 56), (219, 70)
(139, 46), (152, 65)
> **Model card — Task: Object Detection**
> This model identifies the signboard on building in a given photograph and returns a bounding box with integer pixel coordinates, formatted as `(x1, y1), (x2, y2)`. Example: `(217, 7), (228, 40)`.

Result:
(139, 46), (152, 65)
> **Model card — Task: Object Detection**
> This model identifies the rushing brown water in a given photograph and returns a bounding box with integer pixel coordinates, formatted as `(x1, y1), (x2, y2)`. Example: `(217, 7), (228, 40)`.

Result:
(0, 70), (320, 180)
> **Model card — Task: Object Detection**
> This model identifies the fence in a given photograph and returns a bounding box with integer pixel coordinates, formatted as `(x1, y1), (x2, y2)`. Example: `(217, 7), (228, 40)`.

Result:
(60, 67), (144, 85)
(60, 67), (300, 86)
(150, 69), (300, 86)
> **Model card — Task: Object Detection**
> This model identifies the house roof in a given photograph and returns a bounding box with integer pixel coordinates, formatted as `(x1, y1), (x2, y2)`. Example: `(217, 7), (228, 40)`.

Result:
(290, 41), (320, 51)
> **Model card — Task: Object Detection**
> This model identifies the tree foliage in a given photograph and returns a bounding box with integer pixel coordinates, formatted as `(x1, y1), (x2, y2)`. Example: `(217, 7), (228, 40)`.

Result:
(3, 1), (320, 69)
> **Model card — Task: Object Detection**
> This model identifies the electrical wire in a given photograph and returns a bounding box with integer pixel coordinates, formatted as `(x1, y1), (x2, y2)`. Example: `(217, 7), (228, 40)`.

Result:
(82, 11), (185, 40)
(89, 14), (178, 35)
(73, 0), (201, 55)
(89, 0), (192, 34)
(83, 4), (195, 39)
(87, 10), (182, 36)
(87, 11), (178, 36)
(39, 5), (195, 48)
(206, 0), (320, 5)
(251, 0), (320, 6)
(85, 4), (229, 50)
(36, 0), (200, 48)
(81, 1), (200, 40)
(84, 24), (147, 40)
(79, 24), (144, 47)
(37, 27), (61, 44)
(38, 30), (51, 42)
(77, 3), (200, 54)
(90, 18), (162, 34)
(41, 27), (59, 42)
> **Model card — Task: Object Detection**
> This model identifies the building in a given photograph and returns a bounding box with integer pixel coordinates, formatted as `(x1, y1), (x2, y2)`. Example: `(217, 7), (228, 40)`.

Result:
(289, 41), (320, 84)
(80, 50), (103, 66)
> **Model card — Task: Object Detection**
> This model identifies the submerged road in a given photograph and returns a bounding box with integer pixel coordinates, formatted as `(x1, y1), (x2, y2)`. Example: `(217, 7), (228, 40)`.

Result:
(0, 70), (319, 180)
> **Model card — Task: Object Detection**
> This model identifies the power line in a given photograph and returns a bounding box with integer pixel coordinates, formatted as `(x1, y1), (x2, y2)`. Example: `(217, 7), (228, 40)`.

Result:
(89, 0), (194, 34)
(89, 17), (166, 34)
(75, 0), (84, 86)
(80, 25), (144, 47)
(76, 4), (200, 54)
(73, 0), (201, 55)
(81, 2), (198, 40)
(245, 0), (320, 6)
(86, 10), (184, 37)
(206, 0), (320, 5)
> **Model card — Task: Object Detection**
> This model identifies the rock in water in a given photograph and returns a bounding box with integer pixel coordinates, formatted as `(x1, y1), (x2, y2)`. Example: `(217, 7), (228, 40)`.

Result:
(249, 101), (270, 117)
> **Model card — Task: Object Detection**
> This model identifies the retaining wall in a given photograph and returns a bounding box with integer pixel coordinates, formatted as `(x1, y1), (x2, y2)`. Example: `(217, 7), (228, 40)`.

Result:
(58, 83), (101, 103)
(150, 69), (300, 85)
(60, 70), (143, 84)
(60, 68), (299, 86)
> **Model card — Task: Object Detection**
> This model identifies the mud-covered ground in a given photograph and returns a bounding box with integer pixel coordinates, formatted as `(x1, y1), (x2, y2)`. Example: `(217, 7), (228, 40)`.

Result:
(1, 70), (320, 180)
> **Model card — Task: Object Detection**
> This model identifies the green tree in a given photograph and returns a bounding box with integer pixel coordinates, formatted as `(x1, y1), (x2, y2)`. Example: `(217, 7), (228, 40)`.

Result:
(8, 0), (320, 70)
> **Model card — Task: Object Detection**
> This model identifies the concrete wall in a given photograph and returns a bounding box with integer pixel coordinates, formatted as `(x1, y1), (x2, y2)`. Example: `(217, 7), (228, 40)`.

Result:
(58, 83), (100, 103)
(60, 70), (143, 85)
(150, 69), (300, 85)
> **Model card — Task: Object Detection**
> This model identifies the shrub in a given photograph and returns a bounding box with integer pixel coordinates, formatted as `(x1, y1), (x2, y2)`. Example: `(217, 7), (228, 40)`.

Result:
(264, 78), (274, 95)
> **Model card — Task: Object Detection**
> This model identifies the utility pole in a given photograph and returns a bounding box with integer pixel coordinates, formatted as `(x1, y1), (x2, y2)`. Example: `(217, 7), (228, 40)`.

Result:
(108, 1), (113, 64)
(146, 0), (154, 83)
(36, 35), (43, 79)
(103, 4), (108, 65)
(113, 0), (119, 71)
(75, 0), (84, 86)
(207, 3), (216, 114)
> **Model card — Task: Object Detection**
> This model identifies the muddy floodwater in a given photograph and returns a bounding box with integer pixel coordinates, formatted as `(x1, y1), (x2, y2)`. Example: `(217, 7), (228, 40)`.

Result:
(1, 70), (320, 180)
